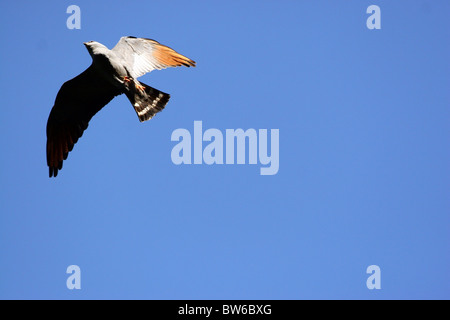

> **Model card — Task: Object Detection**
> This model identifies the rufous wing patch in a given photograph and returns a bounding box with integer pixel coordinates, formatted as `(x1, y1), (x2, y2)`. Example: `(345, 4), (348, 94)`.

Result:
(149, 40), (196, 68)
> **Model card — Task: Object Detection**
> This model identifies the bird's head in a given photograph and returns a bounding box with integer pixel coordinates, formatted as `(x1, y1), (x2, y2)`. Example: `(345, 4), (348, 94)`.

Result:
(83, 41), (108, 57)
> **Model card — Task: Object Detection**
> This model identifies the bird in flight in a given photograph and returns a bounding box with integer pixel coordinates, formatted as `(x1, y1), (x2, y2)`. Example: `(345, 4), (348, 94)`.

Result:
(46, 36), (195, 177)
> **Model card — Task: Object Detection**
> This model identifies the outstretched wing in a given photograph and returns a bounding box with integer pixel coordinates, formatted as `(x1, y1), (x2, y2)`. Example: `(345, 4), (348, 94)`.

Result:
(111, 36), (196, 78)
(46, 66), (122, 177)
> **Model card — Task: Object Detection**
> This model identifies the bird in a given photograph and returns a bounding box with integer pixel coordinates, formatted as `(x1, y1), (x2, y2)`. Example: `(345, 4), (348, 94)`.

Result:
(46, 36), (195, 177)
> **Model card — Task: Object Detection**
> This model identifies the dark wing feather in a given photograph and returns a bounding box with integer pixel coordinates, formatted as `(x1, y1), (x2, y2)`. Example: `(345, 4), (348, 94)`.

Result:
(46, 66), (122, 177)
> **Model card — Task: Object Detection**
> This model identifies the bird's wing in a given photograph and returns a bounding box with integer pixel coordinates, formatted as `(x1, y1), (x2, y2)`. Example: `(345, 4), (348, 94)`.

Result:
(111, 36), (196, 78)
(46, 66), (122, 177)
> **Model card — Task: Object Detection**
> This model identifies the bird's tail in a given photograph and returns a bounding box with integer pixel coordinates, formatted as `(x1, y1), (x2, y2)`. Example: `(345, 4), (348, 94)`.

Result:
(125, 81), (170, 122)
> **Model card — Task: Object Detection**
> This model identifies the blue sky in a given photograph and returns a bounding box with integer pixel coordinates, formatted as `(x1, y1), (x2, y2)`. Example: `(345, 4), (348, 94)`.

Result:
(0, 0), (448, 299)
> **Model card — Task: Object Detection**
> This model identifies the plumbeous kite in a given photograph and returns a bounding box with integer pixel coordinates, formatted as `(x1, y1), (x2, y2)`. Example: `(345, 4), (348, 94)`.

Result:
(46, 36), (195, 177)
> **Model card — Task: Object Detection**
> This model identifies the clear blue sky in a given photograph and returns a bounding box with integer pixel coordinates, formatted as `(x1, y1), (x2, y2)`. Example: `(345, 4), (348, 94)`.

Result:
(0, 0), (448, 299)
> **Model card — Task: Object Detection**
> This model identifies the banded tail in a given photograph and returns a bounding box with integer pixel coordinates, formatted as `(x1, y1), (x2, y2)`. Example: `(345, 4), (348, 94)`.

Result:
(125, 81), (170, 122)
